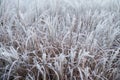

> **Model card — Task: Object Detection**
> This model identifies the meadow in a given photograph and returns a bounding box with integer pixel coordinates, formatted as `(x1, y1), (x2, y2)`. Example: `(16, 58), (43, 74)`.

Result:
(0, 0), (120, 80)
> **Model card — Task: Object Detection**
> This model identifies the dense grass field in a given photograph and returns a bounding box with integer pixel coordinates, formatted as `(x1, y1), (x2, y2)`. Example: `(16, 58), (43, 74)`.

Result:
(0, 0), (120, 80)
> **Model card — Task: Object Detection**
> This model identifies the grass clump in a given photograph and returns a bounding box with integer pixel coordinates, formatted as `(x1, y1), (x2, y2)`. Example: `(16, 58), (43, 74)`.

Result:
(0, 0), (120, 80)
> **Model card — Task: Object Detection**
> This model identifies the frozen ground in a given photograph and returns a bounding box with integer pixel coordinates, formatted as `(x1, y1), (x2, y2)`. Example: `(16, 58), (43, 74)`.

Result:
(0, 0), (120, 80)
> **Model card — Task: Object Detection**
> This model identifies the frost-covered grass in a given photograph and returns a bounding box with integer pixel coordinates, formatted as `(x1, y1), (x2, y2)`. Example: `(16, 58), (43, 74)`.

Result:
(0, 0), (120, 80)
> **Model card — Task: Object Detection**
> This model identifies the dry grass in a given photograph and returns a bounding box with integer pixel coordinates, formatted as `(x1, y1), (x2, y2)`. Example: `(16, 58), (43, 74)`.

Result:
(0, 0), (120, 80)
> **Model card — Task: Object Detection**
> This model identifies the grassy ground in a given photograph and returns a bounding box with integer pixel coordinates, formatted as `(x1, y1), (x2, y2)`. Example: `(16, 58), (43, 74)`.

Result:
(0, 0), (120, 80)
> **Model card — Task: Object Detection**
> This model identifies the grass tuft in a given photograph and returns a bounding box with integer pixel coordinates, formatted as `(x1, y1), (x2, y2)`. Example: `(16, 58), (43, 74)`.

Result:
(0, 0), (120, 80)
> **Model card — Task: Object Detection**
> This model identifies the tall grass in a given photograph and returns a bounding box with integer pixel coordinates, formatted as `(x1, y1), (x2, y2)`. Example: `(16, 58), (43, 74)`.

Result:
(0, 0), (120, 80)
